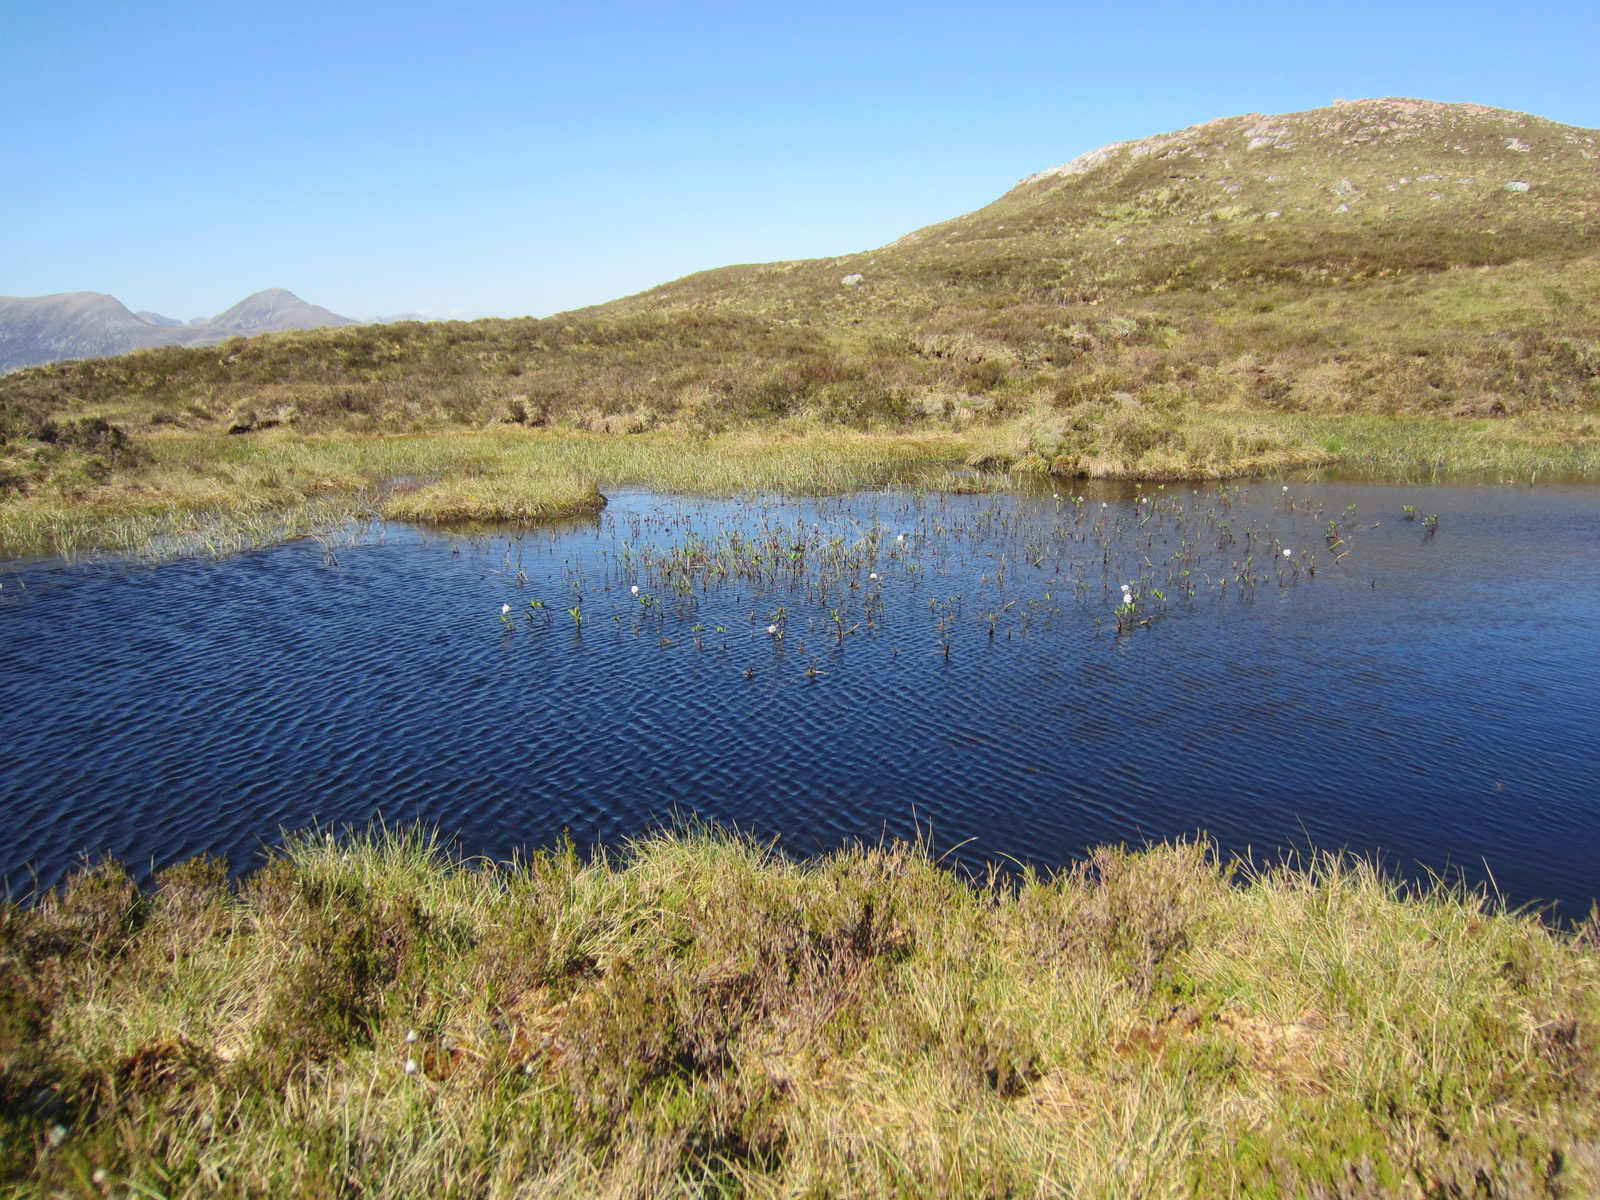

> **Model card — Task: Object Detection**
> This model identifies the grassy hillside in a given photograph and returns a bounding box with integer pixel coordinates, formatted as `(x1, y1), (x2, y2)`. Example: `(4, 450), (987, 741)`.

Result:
(1, 98), (1598, 552)
(6, 825), (1600, 1198)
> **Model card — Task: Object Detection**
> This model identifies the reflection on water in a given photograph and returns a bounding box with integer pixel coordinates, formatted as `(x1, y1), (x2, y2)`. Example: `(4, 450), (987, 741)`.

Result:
(2, 481), (1597, 913)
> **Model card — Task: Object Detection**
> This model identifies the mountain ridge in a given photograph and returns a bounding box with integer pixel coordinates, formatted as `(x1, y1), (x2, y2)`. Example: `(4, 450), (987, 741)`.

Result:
(0, 288), (358, 373)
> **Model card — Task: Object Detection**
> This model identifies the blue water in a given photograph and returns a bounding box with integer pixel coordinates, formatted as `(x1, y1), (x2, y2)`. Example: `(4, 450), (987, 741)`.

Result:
(2, 482), (1597, 914)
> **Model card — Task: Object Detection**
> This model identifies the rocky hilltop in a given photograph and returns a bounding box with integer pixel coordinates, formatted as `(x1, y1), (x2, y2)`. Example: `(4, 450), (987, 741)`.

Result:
(612, 96), (1595, 319)
(0, 288), (357, 373)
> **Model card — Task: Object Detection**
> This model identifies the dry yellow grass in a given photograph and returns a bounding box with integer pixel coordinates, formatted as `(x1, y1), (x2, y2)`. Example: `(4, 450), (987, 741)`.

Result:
(0, 427), (962, 556)
(379, 469), (604, 524)
(5, 825), (1599, 1197)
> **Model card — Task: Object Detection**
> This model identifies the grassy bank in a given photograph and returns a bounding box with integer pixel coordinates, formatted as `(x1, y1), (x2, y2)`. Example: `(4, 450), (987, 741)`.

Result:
(4, 826), (1598, 1197)
(4, 410), (1598, 561)
(0, 428), (961, 559)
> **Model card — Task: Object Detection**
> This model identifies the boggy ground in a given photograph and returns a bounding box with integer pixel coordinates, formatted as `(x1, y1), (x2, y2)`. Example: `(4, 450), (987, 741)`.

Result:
(3, 826), (1598, 1198)
(3, 413), (1598, 561)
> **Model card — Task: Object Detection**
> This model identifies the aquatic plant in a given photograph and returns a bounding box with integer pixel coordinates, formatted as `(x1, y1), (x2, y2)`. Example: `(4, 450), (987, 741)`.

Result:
(464, 483), (1382, 687)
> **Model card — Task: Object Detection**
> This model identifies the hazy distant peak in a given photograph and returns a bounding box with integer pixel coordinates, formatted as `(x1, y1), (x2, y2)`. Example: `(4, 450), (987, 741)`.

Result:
(365, 310), (455, 325)
(206, 288), (359, 335)
(0, 287), (358, 372)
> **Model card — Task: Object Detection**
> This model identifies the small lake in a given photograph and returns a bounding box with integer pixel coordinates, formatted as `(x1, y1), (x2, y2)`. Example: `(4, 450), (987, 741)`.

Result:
(2, 481), (1597, 914)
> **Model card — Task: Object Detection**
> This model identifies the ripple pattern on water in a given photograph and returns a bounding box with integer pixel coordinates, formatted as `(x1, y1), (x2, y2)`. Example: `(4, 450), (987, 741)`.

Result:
(1, 482), (1597, 912)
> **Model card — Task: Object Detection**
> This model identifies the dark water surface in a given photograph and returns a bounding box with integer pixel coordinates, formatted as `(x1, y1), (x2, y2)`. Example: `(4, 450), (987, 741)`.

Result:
(2, 482), (1597, 912)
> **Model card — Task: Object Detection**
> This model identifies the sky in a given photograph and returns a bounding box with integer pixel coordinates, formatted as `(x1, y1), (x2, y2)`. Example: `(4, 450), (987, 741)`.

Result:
(2, 0), (1597, 322)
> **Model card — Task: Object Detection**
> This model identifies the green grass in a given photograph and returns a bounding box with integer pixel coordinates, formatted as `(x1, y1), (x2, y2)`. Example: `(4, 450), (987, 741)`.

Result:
(3, 411), (1593, 560)
(4, 824), (1598, 1197)
(0, 497), (382, 562)
(1282, 412), (1600, 480)
(0, 428), (968, 558)
(380, 469), (605, 524)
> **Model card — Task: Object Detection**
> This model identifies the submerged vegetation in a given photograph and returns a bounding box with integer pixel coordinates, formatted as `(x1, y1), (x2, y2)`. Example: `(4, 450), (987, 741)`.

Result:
(3, 825), (1598, 1197)
(503, 484), (1363, 677)
(2, 99), (1599, 555)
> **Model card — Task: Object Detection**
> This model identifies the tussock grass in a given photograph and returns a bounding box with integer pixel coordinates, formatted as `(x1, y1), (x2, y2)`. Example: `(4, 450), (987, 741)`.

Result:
(978, 407), (1337, 480)
(976, 408), (1600, 481)
(0, 429), (964, 558)
(5, 825), (1599, 1197)
(380, 470), (604, 524)
(0, 496), (379, 561)
(1284, 412), (1600, 480)
(486, 428), (959, 495)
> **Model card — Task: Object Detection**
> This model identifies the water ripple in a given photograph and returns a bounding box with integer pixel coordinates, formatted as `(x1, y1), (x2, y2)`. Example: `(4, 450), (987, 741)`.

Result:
(1, 482), (1598, 911)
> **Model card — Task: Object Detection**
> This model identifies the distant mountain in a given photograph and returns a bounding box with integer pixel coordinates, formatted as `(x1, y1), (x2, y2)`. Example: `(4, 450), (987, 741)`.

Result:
(205, 288), (360, 337)
(365, 311), (449, 325)
(0, 293), (171, 373)
(0, 289), (358, 372)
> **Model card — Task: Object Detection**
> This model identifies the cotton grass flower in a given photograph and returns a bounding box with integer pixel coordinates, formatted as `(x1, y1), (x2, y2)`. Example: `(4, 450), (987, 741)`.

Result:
(766, 624), (778, 634)
(1284, 548), (1293, 557)
(500, 604), (510, 615)
(869, 572), (878, 580)
(631, 585), (639, 595)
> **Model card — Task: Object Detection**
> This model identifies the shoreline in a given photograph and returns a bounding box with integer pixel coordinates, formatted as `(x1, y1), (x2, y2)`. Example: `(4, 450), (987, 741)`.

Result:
(5, 824), (1597, 1195)
(4, 418), (1599, 561)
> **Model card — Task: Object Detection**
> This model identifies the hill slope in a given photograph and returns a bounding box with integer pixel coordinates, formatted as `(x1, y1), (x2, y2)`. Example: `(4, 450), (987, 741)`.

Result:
(1, 98), (1597, 486)
(0, 289), (357, 372)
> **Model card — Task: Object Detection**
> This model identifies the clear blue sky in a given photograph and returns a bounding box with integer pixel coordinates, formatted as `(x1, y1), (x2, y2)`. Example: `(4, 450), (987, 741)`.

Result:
(2, 0), (1595, 321)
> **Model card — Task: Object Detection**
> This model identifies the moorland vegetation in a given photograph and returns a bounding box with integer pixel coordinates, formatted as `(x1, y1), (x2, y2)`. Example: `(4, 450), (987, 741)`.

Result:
(1, 96), (1597, 556)
(5, 826), (1600, 1198)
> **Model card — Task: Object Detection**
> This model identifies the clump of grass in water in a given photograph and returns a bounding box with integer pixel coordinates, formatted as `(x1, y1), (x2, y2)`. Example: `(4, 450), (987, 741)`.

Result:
(0, 496), (381, 563)
(380, 469), (604, 524)
(5, 822), (1600, 1197)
